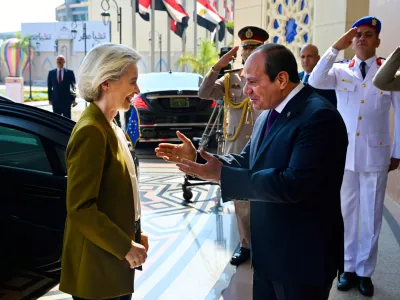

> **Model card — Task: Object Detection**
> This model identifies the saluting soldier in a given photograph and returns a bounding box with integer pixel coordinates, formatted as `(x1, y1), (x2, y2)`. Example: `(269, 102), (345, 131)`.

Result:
(309, 16), (400, 297)
(199, 26), (269, 266)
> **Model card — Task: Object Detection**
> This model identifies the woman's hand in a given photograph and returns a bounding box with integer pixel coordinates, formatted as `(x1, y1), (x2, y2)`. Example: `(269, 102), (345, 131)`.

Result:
(155, 131), (197, 163)
(141, 233), (149, 252)
(125, 241), (147, 268)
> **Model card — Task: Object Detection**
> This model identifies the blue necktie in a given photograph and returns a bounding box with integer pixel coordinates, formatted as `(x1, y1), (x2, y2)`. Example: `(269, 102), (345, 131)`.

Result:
(303, 74), (310, 84)
(360, 61), (366, 79)
(264, 109), (280, 137)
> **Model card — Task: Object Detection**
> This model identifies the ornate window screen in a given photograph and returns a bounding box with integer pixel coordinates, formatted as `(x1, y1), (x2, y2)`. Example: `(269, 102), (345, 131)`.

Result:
(266, 0), (314, 57)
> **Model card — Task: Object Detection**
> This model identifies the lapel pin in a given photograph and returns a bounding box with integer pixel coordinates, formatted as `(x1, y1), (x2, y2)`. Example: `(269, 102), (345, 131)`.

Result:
(287, 111), (291, 117)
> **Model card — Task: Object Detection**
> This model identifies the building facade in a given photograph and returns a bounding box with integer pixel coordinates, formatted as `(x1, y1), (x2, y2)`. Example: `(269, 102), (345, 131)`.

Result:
(56, 0), (89, 22)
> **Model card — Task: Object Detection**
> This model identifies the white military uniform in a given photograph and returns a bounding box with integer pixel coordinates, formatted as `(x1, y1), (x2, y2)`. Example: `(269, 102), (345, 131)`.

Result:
(309, 47), (400, 277)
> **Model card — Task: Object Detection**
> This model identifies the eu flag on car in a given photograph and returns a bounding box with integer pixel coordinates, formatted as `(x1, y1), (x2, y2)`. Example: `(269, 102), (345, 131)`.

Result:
(127, 106), (140, 148)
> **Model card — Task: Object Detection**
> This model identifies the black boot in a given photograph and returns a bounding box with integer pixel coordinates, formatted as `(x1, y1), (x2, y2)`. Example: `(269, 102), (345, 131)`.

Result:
(358, 277), (374, 297)
(337, 272), (358, 291)
(230, 247), (250, 266)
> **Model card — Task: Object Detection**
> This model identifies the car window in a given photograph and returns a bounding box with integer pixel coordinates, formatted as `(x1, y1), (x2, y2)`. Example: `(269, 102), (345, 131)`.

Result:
(0, 125), (52, 173)
(55, 146), (67, 174)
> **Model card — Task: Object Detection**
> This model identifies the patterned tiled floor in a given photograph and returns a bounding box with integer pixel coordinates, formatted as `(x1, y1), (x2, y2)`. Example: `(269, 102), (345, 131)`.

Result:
(1, 158), (399, 300)
(33, 161), (240, 300)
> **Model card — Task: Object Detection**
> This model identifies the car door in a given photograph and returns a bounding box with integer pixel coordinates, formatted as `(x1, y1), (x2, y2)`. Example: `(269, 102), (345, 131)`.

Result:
(0, 120), (68, 275)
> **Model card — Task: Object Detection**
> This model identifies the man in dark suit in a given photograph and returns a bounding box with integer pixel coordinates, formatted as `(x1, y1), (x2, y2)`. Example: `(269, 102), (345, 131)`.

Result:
(155, 43), (348, 300)
(47, 55), (77, 119)
(300, 44), (337, 107)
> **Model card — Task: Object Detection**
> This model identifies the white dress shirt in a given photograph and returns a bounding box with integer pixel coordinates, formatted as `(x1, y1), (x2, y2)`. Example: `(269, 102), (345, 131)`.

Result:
(275, 82), (305, 113)
(111, 123), (141, 221)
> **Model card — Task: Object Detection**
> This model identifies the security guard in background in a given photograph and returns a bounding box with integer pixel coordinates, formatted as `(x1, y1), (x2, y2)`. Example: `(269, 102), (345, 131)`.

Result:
(309, 16), (400, 297)
(199, 26), (269, 266)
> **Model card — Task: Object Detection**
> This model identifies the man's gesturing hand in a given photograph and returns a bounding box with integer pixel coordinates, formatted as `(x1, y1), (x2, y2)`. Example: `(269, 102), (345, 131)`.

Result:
(155, 131), (196, 163)
(176, 149), (223, 182)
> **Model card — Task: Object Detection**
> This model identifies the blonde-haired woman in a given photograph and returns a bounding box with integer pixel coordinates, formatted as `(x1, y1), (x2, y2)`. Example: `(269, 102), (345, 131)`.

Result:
(59, 43), (148, 300)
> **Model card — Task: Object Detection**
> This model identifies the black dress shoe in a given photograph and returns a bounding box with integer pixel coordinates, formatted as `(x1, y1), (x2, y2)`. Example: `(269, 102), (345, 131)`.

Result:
(337, 272), (358, 291)
(358, 277), (374, 297)
(230, 247), (250, 266)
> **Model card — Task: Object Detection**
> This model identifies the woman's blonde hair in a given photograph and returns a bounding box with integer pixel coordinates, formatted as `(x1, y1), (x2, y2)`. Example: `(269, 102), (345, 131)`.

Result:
(78, 43), (141, 102)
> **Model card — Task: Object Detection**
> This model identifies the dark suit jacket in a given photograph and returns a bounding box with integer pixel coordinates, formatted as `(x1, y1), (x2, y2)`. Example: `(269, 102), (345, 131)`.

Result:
(47, 68), (76, 106)
(218, 85), (347, 286)
(300, 71), (337, 107)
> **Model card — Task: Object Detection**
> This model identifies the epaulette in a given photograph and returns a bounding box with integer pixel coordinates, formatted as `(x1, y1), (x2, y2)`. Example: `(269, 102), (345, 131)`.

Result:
(377, 57), (385, 66)
(334, 58), (352, 64)
(224, 68), (243, 73)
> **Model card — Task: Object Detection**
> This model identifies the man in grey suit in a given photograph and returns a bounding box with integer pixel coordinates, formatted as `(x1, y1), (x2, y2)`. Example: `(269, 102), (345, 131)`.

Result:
(47, 55), (77, 119)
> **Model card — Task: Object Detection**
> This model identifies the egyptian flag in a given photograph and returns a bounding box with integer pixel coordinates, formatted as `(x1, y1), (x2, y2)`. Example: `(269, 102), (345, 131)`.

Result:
(163, 0), (189, 38)
(136, 0), (151, 21)
(136, 0), (189, 38)
(197, 0), (226, 41)
(136, 0), (165, 21)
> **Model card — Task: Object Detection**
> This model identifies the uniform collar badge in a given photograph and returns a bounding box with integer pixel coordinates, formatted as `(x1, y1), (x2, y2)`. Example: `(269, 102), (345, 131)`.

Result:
(348, 59), (355, 68)
(376, 57), (382, 66)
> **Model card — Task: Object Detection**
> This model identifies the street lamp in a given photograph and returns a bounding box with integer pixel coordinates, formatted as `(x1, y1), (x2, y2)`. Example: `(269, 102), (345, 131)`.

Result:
(71, 21), (87, 55)
(149, 31), (162, 72)
(28, 37), (33, 100)
(35, 42), (40, 56)
(101, 0), (122, 44)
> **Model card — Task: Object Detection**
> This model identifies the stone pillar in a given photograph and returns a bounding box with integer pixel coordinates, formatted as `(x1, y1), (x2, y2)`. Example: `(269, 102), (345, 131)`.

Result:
(369, 0), (400, 205)
(313, 0), (370, 60)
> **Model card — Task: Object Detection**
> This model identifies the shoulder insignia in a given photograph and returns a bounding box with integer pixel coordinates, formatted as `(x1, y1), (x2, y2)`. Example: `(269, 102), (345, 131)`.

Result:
(348, 59), (355, 68)
(231, 82), (241, 88)
(377, 57), (383, 66)
(334, 58), (351, 64)
(224, 68), (242, 73)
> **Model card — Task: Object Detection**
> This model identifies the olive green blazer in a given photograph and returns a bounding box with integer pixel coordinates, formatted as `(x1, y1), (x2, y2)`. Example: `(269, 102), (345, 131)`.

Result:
(59, 103), (136, 299)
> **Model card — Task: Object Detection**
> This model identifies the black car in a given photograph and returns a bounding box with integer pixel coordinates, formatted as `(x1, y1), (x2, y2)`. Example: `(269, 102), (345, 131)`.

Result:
(132, 72), (215, 143)
(0, 95), (138, 279)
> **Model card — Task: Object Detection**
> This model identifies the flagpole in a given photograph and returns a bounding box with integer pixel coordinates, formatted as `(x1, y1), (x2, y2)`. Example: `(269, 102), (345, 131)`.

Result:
(232, 0), (234, 46)
(167, 17), (171, 71)
(182, 0), (186, 71)
(215, 0), (219, 51)
(224, 0), (227, 46)
(151, 0), (155, 71)
(194, 0), (197, 58)
(132, 0), (136, 49)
